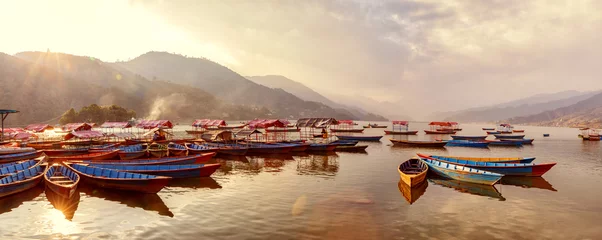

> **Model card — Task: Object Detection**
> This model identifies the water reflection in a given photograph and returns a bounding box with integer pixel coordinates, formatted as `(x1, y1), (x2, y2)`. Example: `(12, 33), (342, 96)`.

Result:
(79, 185), (174, 217)
(0, 185), (44, 215)
(45, 188), (81, 220)
(397, 180), (428, 204)
(499, 176), (557, 192)
(428, 176), (506, 201)
(296, 153), (339, 177)
(167, 177), (222, 189)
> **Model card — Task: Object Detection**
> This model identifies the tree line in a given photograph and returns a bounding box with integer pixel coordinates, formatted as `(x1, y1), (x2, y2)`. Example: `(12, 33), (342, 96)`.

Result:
(59, 104), (136, 125)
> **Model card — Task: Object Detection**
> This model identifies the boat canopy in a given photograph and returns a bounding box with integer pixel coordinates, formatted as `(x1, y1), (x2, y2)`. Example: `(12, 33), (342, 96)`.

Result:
(234, 129), (263, 137)
(62, 123), (93, 131)
(296, 118), (338, 128)
(1, 128), (24, 133)
(10, 132), (36, 140)
(201, 130), (233, 142)
(392, 121), (409, 125)
(136, 120), (173, 129)
(279, 119), (291, 126)
(428, 122), (452, 126)
(64, 130), (105, 140)
(246, 119), (287, 129)
(101, 122), (132, 128)
(192, 119), (226, 128)
(25, 124), (53, 132)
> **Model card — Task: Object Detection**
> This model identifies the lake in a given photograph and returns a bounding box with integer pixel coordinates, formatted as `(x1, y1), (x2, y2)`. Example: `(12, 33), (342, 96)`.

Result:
(1, 122), (601, 239)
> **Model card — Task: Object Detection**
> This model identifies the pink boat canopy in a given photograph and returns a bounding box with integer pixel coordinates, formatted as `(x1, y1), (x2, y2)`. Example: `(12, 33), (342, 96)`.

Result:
(25, 124), (53, 132)
(11, 132), (36, 140)
(62, 123), (93, 132)
(192, 119), (227, 128)
(392, 121), (409, 126)
(100, 122), (132, 128)
(64, 130), (105, 140)
(428, 122), (452, 127)
(136, 120), (173, 129)
(246, 119), (287, 129)
(1, 128), (24, 134)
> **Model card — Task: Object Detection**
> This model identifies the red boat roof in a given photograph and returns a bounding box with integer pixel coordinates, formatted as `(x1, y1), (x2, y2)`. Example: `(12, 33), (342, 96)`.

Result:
(192, 119), (226, 128)
(62, 123), (93, 131)
(392, 121), (408, 125)
(101, 122), (132, 128)
(246, 119), (287, 128)
(137, 120), (173, 129)
(25, 124), (53, 132)
(428, 122), (452, 126)
(64, 130), (105, 140)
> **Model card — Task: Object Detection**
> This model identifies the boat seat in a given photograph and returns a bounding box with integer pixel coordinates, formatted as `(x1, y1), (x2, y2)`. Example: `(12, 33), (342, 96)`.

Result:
(53, 180), (74, 184)
(50, 176), (69, 179)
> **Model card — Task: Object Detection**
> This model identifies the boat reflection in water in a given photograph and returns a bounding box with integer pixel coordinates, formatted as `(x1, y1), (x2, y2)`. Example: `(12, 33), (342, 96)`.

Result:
(167, 177), (222, 189)
(296, 153), (339, 177)
(397, 180), (428, 204)
(45, 188), (81, 220)
(216, 154), (296, 175)
(0, 185), (44, 216)
(499, 176), (557, 192)
(428, 176), (506, 201)
(78, 185), (174, 217)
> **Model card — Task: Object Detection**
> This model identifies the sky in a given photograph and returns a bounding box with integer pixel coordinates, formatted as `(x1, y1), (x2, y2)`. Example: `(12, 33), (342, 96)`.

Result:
(1, 0), (601, 115)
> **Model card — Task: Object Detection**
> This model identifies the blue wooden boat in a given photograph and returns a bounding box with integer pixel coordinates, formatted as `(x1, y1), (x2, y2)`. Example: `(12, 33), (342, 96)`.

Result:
(273, 143), (309, 152)
(88, 163), (221, 178)
(494, 134), (525, 139)
(44, 164), (80, 198)
(417, 153), (535, 164)
(0, 164), (47, 198)
(118, 144), (147, 160)
(185, 143), (219, 154)
(419, 158), (503, 185)
(543, 134), (550, 137)
(206, 143), (249, 156)
(0, 150), (44, 164)
(451, 135), (487, 141)
(336, 135), (382, 142)
(65, 163), (171, 193)
(486, 131), (501, 135)
(0, 159), (42, 177)
(306, 143), (337, 152)
(246, 143), (293, 154)
(419, 155), (555, 177)
(79, 153), (216, 165)
(167, 143), (188, 156)
(482, 128), (495, 131)
(487, 140), (523, 146)
(331, 139), (359, 146)
(500, 138), (534, 145)
(446, 140), (490, 148)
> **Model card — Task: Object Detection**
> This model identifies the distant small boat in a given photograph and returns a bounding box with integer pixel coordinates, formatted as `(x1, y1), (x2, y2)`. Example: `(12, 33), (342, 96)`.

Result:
(482, 128), (495, 131)
(167, 143), (188, 156)
(446, 140), (490, 148)
(398, 158), (428, 187)
(420, 155), (556, 177)
(513, 130), (525, 133)
(274, 143), (310, 152)
(384, 130), (418, 135)
(65, 163), (170, 193)
(331, 140), (359, 146)
(44, 164), (80, 199)
(334, 145), (368, 152)
(246, 143), (293, 154)
(88, 163), (222, 178)
(500, 139), (534, 145)
(424, 130), (456, 134)
(487, 140), (523, 147)
(486, 131), (501, 135)
(418, 153), (535, 164)
(306, 143), (337, 152)
(543, 134), (550, 137)
(419, 157), (503, 185)
(50, 150), (120, 161)
(330, 129), (364, 133)
(336, 135), (382, 142)
(494, 134), (525, 139)
(390, 139), (448, 147)
(450, 135), (487, 141)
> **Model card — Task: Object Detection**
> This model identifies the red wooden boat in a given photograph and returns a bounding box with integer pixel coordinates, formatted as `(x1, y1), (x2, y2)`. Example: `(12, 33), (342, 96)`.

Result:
(44, 164), (80, 199)
(390, 139), (448, 147)
(89, 143), (120, 151)
(0, 164), (47, 198)
(384, 130), (419, 135)
(42, 148), (89, 157)
(27, 140), (61, 150)
(330, 129), (364, 133)
(87, 163), (222, 178)
(50, 150), (120, 161)
(513, 130), (525, 133)
(185, 143), (219, 154)
(0, 150), (44, 164)
(65, 163), (171, 193)
(424, 130), (456, 134)
(78, 153), (217, 165)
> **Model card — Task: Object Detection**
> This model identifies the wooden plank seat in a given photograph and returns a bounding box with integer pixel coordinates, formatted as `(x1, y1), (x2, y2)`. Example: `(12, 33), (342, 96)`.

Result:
(53, 180), (75, 184)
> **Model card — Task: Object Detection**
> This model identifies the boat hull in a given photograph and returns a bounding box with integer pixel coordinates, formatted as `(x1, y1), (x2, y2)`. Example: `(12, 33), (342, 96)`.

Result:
(424, 130), (456, 134)
(119, 151), (147, 160)
(306, 144), (337, 152)
(218, 148), (248, 156)
(42, 149), (89, 157)
(247, 145), (293, 154)
(44, 166), (79, 199)
(334, 145), (368, 152)
(419, 154), (535, 164)
(487, 140), (523, 146)
(450, 136), (487, 141)
(384, 130), (418, 135)
(420, 158), (502, 185)
(398, 159), (428, 187)
(446, 140), (490, 148)
(91, 164), (222, 178)
(390, 139), (448, 147)
(81, 153), (216, 165)
(265, 128), (300, 133)
(51, 150), (120, 161)
(494, 134), (525, 139)
(330, 129), (364, 133)
(0, 151), (44, 164)
(422, 155), (555, 177)
(336, 135), (382, 141)
(0, 165), (46, 198)
(168, 148), (188, 157)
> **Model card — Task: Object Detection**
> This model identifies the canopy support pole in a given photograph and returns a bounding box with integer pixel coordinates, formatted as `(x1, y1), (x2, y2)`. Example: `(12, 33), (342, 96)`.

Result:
(1, 113), (9, 142)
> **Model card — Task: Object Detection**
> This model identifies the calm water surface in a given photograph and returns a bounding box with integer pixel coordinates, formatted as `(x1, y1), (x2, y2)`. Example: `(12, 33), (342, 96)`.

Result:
(1, 123), (601, 239)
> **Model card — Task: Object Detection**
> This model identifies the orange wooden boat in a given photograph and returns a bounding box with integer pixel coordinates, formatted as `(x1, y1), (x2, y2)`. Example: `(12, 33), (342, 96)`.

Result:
(398, 158), (428, 187)
(50, 150), (119, 161)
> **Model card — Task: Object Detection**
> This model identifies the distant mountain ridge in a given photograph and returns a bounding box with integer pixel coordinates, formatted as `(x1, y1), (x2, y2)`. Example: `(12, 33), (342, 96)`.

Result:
(432, 90), (600, 122)
(247, 75), (386, 121)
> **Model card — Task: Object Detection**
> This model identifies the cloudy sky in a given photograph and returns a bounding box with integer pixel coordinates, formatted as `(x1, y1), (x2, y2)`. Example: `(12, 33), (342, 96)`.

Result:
(1, 0), (601, 115)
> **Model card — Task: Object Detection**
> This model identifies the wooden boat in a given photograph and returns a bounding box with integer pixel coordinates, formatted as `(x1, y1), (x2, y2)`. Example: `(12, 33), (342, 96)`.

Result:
(513, 129), (525, 133)
(486, 131), (501, 135)
(500, 138), (534, 145)
(420, 155), (556, 177)
(50, 150), (120, 161)
(331, 140), (358, 146)
(79, 153), (216, 165)
(487, 140), (523, 147)
(0, 147), (36, 155)
(89, 143), (120, 152)
(147, 143), (168, 158)
(118, 144), (147, 160)
(0, 159), (42, 177)
(0, 150), (44, 164)
(336, 135), (382, 142)
(44, 164), (80, 198)
(334, 145), (368, 152)
(185, 130), (205, 135)
(429, 177), (505, 200)
(398, 180), (428, 204)
(65, 163), (170, 193)
(265, 128), (300, 133)
(419, 157), (503, 185)
(446, 140), (490, 148)
(275, 143), (310, 152)
(207, 144), (249, 156)
(417, 153), (535, 164)
(60, 140), (99, 146)
(450, 135), (487, 141)
(87, 163), (221, 178)
(482, 128), (495, 131)
(543, 134), (550, 137)
(42, 148), (89, 157)
(398, 158), (428, 187)
(306, 143), (337, 152)
(330, 129), (364, 133)
(384, 130), (418, 135)
(589, 135), (601, 141)
(167, 143), (188, 156)
(185, 143), (220, 154)
(246, 143), (293, 154)
(494, 134), (525, 139)
(370, 124), (387, 128)
(390, 139), (448, 147)
(0, 164), (47, 198)
(26, 141), (62, 150)
(498, 131), (513, 134)
(424, 130), (456, 134)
